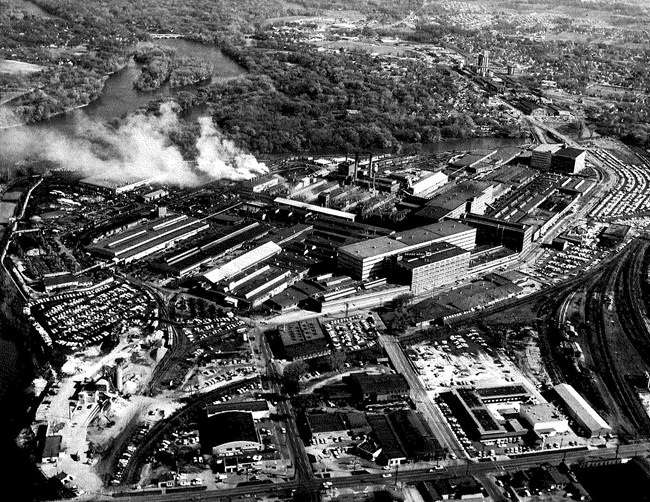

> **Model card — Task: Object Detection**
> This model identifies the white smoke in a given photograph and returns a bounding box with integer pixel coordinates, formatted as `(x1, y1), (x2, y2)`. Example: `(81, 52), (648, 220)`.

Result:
(0, 102), (267, 186)
(195, 117), (268, 180)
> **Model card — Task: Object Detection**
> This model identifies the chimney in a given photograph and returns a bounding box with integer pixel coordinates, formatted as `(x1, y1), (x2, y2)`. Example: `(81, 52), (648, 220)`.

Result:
(354, 152), (359, 182)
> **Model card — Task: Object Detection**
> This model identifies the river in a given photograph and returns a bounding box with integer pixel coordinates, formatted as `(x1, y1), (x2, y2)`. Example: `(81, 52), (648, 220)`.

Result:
(27, 38), (246, 136)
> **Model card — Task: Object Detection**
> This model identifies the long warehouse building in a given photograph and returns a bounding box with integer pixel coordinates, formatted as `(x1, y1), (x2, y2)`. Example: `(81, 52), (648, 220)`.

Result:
(553, 383), (612, 438)
(338, 220), (476, 280)
(88, 214), (209, 264)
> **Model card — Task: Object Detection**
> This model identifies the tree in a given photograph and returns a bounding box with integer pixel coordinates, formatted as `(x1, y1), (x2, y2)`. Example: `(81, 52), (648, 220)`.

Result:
(328, 351), (347, 373)
(282, 360), (307, 394)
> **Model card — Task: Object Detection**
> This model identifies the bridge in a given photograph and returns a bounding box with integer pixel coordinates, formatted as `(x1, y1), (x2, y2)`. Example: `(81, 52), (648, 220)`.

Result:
(149, 33), (185, 39)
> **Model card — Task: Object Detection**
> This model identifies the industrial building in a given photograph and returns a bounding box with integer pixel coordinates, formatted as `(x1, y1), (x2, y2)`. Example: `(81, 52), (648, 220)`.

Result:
(461, 213), (534, 253)
(530, 144), (562, 170)
(349, 372), (410, 404)
(199, 411), (263, 456)
(155, 222), (271, 277)
(599, 223), (630, 248)
(87, 214), (209, 264)
(418, 180), (494, 223)
(394, 242), (471, 295)
(445, 385), (532, 441)
(338, 220), (476, 281)
(519, 403), (570, 435)
(364, 410), (442, 465)
(553, 383), (613, 438)
(551, 148), (586, 174)
(203, 241), (281, 284)
(274, 197), (356, 221)
(79, 176), (153, 194)
(241, 174), (280, 193)
(275, 318), (330, 360)
(392, 170), (448, 196)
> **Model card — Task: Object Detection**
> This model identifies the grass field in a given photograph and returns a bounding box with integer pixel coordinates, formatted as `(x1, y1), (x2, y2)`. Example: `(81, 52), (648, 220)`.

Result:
(0, 59), (43, 75)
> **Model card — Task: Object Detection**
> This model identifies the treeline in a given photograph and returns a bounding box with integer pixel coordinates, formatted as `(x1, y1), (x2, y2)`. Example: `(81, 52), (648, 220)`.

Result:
(171, 37), (524, 154)
(132, 46), (213, 91)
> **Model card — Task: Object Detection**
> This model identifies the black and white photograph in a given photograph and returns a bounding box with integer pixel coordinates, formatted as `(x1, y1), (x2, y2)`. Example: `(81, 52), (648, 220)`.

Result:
(1, 1), (650, 501)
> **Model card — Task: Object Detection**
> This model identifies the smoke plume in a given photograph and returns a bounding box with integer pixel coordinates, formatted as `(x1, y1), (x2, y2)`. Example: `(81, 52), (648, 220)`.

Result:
(0, 102), (268, 186)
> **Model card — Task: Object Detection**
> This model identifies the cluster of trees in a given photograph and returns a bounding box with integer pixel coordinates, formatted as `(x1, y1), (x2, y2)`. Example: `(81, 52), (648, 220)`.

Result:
(171, 36), (518, 154)
(132, 46), (213, 91)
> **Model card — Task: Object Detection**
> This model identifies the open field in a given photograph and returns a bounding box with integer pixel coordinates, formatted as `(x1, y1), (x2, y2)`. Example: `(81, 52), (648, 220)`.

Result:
(0, 59), (43, 75)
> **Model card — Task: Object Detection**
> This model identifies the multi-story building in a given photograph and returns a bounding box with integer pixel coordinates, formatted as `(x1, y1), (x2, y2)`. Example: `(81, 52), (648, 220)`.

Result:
(551, 147), (586, 174)
(338, 220), (476, 280)
(394, 242), (471, 295)
(530, 144), (562, 170)
(420, 181), (494, 223)
(461, 213), (533, 253)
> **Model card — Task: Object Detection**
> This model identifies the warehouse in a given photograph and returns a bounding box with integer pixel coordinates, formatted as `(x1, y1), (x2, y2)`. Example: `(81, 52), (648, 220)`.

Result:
(275, 318), (330, 360)
(420, 181), (494, 222)
(203, 241), (282, 284)
(338, 220), (476, 280)
(349, 372), (410, 404)
(199, 411), (263, 456)
(551, 147), (586, 175)
(461, 213), (533, 253)
(274, 197), (356, 221)
(553, 383), (612, 438)
(88, 214), (209, 264)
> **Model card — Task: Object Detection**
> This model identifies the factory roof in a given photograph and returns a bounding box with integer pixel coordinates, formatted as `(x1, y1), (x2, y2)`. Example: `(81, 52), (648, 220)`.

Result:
(200, 411), (259, 450)
(554, 383), (612, 433)
(274, 197), (356, 221)
(42, 435), (62, 461)
(206, 400), (269, 417)
(425, 180), (493, 210)
(397, 242), (469, 271)
(532, 144), (562, 154)
(520, 403), (566, 424)
(339, 220), (474, 259)
(554, 147), (586, 160)
(350, 372), (409, 397)
(203, 241), (282, 284)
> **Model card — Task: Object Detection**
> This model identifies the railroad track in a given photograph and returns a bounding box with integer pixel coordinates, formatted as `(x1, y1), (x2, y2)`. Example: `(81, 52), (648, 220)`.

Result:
(584, 247), (650, 437)
(119, 377), (258, 485)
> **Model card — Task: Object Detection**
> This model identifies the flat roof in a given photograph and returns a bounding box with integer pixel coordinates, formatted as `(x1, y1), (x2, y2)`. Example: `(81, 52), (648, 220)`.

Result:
(554, 383), (611, 432)
(204, 241), (281, 284)
(397, 242), (469, 270)
(521, 402), (565, 423)
(339, 220), (474, 260)
(274, 197), (356, 221)
(555, 147), (585, 159)
(200, 411), (259, 449)
(532, 144), (562, 153)
(425, 181), (493, 211)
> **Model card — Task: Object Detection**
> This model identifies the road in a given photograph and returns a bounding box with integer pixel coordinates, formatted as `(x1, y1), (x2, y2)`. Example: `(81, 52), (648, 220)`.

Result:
(107, 441), (650, 501)
(256, 324), (315, 488)
(379, 334), (466, 459)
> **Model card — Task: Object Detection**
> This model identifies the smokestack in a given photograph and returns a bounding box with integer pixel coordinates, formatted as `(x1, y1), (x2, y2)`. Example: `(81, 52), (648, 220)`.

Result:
(354, 152), (359, 182)
(116, 364), (124, 393)
(369, 153), (376, 195)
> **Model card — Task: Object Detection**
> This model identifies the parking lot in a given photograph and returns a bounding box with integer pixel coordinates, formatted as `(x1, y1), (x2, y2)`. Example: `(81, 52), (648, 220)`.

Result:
(589, 149), (650, 219)
(322, 314), (379, 352)
(29, 281), (155, 349)
(407, 330), (539, 396)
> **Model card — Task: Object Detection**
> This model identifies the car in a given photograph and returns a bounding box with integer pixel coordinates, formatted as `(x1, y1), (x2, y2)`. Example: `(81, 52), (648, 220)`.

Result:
(429, 466), (444, 471)
(382, 473), (392, 478)
(87, 404), (93, 409)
